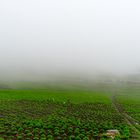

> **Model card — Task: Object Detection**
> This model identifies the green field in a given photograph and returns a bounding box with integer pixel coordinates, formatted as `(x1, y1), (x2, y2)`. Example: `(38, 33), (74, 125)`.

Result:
(116, 84), (140, 129)
(0, 81), (139, 140)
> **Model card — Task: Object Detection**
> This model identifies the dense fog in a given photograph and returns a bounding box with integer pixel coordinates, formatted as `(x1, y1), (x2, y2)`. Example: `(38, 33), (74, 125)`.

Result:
(0, 0), (140, 80)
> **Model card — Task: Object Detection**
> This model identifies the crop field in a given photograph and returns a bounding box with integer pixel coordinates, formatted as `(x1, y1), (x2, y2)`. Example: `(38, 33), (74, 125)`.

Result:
(117, 94), (140, 122)
(116, 84), (140, 132)
(0, 82), (139, 140)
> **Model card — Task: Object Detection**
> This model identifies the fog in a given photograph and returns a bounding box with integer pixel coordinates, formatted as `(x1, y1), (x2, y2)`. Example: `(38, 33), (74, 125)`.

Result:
(0, 0), (140, 80)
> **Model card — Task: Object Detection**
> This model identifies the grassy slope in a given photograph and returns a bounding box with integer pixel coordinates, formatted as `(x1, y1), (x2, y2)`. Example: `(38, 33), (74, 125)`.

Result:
(0, 90), (110, 103)
(0, 81), (111, 103)
(117, 83), (140, 122)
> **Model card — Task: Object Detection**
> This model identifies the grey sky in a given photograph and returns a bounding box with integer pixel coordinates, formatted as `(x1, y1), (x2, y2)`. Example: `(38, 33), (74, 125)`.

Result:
(0, 0), (140, 79)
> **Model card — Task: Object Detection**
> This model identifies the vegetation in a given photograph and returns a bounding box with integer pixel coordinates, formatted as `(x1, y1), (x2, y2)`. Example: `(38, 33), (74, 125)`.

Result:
(116, 84), (140, 132)
(0, 81), (139, 139)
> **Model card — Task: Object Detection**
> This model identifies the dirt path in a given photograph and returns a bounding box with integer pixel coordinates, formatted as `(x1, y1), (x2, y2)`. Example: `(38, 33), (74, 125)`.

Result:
(111, 93), (140, 140)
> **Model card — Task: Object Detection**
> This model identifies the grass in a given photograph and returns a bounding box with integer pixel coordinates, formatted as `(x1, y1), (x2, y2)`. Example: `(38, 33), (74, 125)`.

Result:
(116, 83), (140, 123)
(0, 81), (112, 103)
(0, 89), (110, 104)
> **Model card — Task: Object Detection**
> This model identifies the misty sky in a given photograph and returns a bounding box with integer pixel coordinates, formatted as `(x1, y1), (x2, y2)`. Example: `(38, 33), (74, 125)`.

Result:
(0, 0), (140, 79)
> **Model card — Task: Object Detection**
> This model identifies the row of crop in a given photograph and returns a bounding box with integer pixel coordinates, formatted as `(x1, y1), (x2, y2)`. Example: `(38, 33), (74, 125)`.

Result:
(0, 100), (131, 139)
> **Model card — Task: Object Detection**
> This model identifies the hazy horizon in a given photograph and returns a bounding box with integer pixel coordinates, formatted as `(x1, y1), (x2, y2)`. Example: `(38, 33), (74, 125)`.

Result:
(1, 0), (140, 80)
